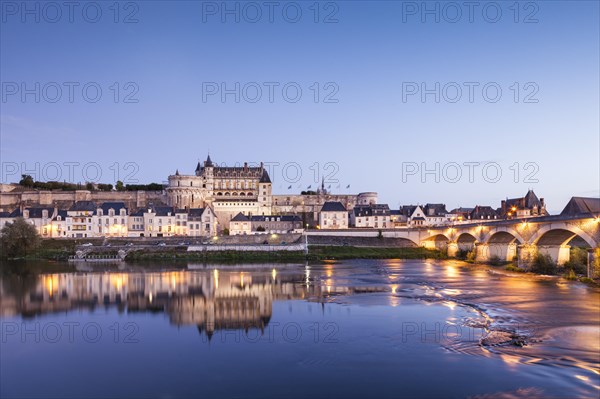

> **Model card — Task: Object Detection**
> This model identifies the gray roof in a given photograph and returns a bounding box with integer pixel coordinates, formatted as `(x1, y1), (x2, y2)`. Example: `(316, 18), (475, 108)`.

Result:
(99, 202), (127, 214)
(321, 201), (346, 212)
(152, 206), (174, 216)
(69, 201), (97, 212)
(250, 215), (301, 222)
(353, 204), (390, 217)
(259, 169), (271, 183)
(561, 197), (600, 215)
(188, 208), (206, 218)
(231, 212), (250, 222)
(423, 203), (448, 216)
(24, 207), (54, 218)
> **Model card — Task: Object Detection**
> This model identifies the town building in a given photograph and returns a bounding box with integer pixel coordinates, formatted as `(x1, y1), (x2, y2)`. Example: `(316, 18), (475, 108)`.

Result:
(319, 201), (348, 229)
(500, 190), (547, 218)
(187, 207), (218, 237)
(143, 206), (176, 237)
(229, 212), (251, 235)
(96, 202), (128, 237)
(250, 215), (303, 234)
(351, 204), (391, 228)
(66, 201), (97, 238)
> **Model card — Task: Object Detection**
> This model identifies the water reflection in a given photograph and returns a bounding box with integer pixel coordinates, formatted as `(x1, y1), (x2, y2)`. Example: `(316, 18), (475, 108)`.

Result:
(1, 265), (327, 337)
(1, 260), (599, 398)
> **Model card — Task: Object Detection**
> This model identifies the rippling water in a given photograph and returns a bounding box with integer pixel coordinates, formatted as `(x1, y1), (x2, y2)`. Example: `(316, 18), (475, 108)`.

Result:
(1, 260), (598, 398)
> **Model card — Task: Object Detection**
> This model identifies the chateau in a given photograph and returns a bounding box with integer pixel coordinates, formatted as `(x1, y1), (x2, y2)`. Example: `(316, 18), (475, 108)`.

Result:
(166, 155), (273, 226)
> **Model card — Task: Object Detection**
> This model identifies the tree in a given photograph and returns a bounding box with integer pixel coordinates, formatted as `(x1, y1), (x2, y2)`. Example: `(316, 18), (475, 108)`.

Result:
(0, 217), (40, 258)
(19, 174), (34, 188)
(115, 180), (124, 191)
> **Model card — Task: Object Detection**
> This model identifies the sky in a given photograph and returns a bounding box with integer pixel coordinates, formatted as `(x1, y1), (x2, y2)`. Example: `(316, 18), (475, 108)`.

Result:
(1, 0), (599, 213)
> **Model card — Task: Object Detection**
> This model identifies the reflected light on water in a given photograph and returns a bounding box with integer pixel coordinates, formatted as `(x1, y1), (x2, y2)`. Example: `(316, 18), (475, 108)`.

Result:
(445, 265), (458, 279)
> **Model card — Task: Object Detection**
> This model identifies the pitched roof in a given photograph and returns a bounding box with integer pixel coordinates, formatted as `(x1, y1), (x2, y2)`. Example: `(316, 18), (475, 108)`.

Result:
(560, 197), (600, 215)
(188, 208), (206, 217)
(250, 215), (301, 222)
(69, 201), (97, 212)
(259, 169), (271, 183)
(130, 209), (145, 217)
(353, 204), (390, 216)
(152, 206), (174, 216)
(423, 203), (448, 216)
(321, 201), (346, 212)
(99, 202), (127, 214)
(231, 212), (250, 222)
(24, 207), (55, 218)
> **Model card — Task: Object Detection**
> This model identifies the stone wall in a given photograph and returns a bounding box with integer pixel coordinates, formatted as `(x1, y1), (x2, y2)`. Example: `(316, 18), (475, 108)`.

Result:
(0, 190), (167, 211)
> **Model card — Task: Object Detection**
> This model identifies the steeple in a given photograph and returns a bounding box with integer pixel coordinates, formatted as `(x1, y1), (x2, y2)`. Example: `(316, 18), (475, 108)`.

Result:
(205, 154), (213, 167)
(175, 169), (179, 176)
(195, 162), (201, 173)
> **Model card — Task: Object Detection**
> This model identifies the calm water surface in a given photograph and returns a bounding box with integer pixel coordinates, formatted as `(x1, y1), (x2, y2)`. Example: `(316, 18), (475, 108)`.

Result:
(1, 259), (599, 398)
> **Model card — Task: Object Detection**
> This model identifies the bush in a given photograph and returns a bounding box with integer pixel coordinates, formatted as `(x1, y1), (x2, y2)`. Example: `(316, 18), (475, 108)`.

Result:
(0, 218), (41, 258)
(563, 269), (577, 280)
(530, 253), (558, 275)
(563, 247), (588, 275)
(489, 255), (503, 266)
(465, 249), (476, 262)
(505, 264), (524, 273)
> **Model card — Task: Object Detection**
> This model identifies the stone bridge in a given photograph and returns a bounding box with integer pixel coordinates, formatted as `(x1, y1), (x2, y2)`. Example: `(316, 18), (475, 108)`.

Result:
(307, 213), (600, 268)
(416, 214), (599, 267)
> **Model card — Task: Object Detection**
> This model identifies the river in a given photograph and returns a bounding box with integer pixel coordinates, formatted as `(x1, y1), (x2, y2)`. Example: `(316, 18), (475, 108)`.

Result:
(0, 259), (598, 398)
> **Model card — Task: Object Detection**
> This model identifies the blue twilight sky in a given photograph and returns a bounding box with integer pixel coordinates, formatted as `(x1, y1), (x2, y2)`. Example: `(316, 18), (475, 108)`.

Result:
(1, 0), (598, 213)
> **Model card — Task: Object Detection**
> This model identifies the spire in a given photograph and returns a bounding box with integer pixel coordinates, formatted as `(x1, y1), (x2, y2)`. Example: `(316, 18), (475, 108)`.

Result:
(259, 169), (271, 183)
(175, 169), (180, 176)
(205, 154), (213, 167)
(195, 162), (201, 173)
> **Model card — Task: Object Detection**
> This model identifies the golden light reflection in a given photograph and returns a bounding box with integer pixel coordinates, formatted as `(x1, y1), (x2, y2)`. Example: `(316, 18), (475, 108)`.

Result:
(44, 275), (59, 297)
(445, 265), (458, 279)
(212, 269), (219, 288)
(271, 268), (277, 280)
(499, 353), (522, 367)
(110, 274), (128, 290)
(391, 285), (398, 294)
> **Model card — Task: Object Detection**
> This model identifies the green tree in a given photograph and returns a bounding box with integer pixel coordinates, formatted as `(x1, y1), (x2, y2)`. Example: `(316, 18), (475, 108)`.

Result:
(115, 180), (124, 191)
(19, 174), (34, 188)
(0, 217), (41, 258)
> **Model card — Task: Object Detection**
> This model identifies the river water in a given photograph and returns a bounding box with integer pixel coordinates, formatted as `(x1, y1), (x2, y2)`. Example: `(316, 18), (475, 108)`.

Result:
(0, 259), (598, 398)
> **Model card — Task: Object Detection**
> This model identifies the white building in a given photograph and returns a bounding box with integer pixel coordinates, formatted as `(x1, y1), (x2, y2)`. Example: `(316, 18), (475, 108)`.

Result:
(187, 207), (218, 237)
(351, 204), (391, 228)
(96, 202), (128, 237)
(229, 212), (251, 235)
(319, 202), (348, 229)
(66, 201), (97, 238)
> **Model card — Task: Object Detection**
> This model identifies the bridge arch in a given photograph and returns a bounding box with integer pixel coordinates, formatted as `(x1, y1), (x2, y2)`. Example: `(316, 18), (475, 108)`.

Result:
(482, 227), (526, 245)
(421, 233), (450, 250)
(529, 224), (597, 248)
(457, 232), (477, 251)
(479, 229), (524, 262)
